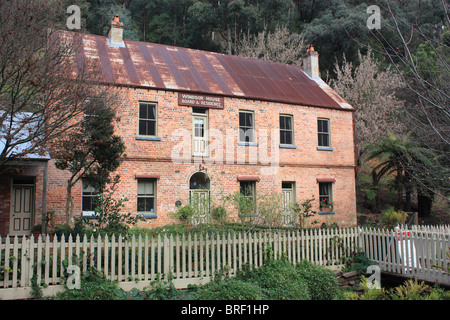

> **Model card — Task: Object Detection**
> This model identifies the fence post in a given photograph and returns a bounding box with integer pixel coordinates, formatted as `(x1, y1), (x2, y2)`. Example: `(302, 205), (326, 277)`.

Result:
(163, 234), (170, 276)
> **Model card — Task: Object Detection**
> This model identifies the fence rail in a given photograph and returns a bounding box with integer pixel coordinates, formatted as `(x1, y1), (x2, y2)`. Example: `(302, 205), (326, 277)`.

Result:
(0, 225), (448, 299)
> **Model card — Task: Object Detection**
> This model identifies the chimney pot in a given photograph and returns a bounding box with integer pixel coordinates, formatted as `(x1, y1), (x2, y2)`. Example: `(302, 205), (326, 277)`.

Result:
(303, 45), (320, 78)
(107, 15), (125, 47)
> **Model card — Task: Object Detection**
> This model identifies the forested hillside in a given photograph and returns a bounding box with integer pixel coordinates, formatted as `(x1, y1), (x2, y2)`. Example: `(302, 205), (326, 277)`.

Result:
(68, 0), (448, 220)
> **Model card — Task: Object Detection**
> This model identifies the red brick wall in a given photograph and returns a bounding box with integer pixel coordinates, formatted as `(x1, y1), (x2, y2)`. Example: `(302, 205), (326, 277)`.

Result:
(45, 87), (357, 229)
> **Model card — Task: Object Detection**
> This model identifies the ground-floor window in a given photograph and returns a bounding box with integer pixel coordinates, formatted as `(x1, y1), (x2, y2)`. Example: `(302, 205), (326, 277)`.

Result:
(319, 182), (333, 211)
(239, 181), (257, 214)
(137, 179), (156, 214)
(82, 180), (98, 213)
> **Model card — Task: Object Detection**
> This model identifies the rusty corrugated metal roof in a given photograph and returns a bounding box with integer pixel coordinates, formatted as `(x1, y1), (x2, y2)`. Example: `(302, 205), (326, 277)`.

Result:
(64, 31), (351, 110)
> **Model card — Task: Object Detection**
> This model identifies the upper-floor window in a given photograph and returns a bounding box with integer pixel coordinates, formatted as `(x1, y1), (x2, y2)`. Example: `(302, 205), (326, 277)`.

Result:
(317, 118), (330, 147)
(239, 110), (255, 143)
(280, 115), (294, 145)
(139, 102), (157, 136)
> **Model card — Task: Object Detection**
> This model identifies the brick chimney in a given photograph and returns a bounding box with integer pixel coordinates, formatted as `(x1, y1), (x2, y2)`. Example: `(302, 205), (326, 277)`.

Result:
(107, 15), (125, 47)
(303, 45), (320, 78)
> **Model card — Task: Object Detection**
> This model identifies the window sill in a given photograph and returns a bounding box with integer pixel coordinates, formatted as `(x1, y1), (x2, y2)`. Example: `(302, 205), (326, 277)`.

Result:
(317, 146), (334, 151)
(82, 211), (97, 219)
(238, 142), (258, 147)
(279, 144), (297, 149)
(318, 210), (335, 215)
(137, 213), (157, 219)
(136, 136), (161, 141)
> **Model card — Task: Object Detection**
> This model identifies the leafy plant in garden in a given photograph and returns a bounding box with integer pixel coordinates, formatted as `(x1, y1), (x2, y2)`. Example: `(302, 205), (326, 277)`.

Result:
(82, 177), (142, 236)
(195, 278), (265, 300)
(143, 274), (180, 300)
(236, 258), (311, 300)
(296, 260), (339, 300)
(342, 248), (374, 273)
(53, 267), (121, 300)
(291, 197), (318, 228)
(380, 206), (405, 228)
(211, 205), (227, 223)
(172, 204), (195, 223)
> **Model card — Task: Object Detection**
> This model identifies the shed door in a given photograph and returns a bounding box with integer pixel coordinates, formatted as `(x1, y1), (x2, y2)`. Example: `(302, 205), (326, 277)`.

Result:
(10, 182), (34, 236)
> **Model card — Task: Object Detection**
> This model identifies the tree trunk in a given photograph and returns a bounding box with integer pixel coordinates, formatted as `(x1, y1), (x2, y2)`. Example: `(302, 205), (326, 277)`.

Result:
(396, 166), (404, 211)
(418, 192), (433, 217)
(404, 168), (413, 212)
(65, 181), (75, 229)
(227, 24), (232, 55)
(371, 170), (379, 213)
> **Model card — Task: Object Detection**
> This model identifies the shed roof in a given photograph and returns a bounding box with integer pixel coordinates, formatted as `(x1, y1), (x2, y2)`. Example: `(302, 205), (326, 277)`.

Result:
(63, 31), (352, 110)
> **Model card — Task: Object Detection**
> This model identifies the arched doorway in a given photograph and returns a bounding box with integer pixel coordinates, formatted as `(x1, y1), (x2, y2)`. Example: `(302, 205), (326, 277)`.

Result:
(189, 172), (211, 225)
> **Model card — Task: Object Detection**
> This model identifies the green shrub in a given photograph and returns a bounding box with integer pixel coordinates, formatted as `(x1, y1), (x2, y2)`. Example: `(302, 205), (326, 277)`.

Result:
(53, 267), (120, 300)
(343, 277), (450, 300)
(196, 278), (265, 300)
(172, 204), (195, 222)
(296, 260), (339, 300)
(211, 206), (227, 222)
(237, 259), (310, 300)
(342, 248), (374, 273)
(381, 206), (404, 228)
(144, 275), (180, 300)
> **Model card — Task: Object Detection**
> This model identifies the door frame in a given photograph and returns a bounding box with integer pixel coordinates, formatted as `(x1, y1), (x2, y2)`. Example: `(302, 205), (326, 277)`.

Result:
(9, 177), (35, 236)
(281, 181), (296, 227)
(192, 109), (209, 157)
(188, 171), (211, 225)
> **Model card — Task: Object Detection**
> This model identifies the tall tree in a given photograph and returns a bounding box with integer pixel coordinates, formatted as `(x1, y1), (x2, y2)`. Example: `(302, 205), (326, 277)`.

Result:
(331, 48), (407, 161)
(0, 0), (103, 173)
(234, 25), (306, 66)
(366, 132), (446, 214)
(366, 0), (449, 208)
(52, 95), (126, 229)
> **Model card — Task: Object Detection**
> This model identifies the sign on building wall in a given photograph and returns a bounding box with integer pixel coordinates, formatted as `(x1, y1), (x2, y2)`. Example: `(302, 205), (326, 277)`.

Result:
(178, 92), (224, 109)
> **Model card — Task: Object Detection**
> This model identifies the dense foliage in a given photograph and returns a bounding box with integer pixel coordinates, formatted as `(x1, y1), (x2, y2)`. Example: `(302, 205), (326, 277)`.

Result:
(51, 256), (449, 300)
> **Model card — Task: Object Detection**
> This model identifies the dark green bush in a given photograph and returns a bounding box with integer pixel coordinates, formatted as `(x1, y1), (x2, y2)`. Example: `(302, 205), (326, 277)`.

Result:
(343, 248), (374, 273)
(296, 260), (339, 300)
(196, 278), (265, 300)
(53, 267), (120, 300)
(237, 259), (310, 300)
(144, 275), (180, 300)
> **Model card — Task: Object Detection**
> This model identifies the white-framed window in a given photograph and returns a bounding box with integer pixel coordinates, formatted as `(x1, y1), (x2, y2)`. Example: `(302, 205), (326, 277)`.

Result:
(138, 102), (157, 136)
(280, 114), (294, 145)
(239, 110), (255, 143)
(319, 182), (333, 211)
(82, 180), (98, 218)
(317, 118), (331, 147)
(137, 179), (156, 214)
(239, 181), (257, 214)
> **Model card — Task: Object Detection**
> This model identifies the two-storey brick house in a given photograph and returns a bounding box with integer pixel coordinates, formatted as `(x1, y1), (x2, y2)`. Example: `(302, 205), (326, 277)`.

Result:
(0, 17), (357, 236)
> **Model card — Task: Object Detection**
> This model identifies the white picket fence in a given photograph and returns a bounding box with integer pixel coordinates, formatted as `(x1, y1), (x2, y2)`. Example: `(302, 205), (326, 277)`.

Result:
(359, 225), (450, 285)
(0, 225), (448, 299)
